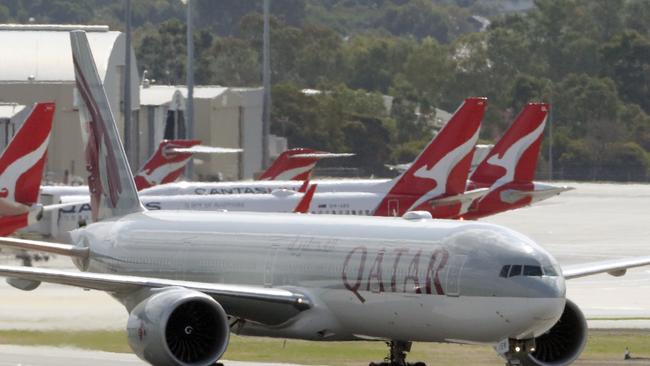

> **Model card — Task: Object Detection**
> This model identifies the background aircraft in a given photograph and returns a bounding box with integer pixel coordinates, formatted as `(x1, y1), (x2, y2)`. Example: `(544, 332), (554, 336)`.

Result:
(0, 102), (55, 236)
(0, 30), (647, 366)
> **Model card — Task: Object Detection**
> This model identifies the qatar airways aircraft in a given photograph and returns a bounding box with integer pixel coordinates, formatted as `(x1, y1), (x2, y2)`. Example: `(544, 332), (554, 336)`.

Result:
(0, 102), (55, 236)
(41, 96), (487, 237)
(0, 31), (648, 366)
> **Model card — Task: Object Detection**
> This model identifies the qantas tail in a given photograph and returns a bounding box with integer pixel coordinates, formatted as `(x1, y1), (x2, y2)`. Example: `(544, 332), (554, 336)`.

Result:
(71, 31), (143, 222)
(374, 97), (487, 216)
(134, 139), (200, 191)
(0, 102), (55, 206)
(0, 102), (54, 234)
(470, 103), (549, 187)
(259, 148), (354, 181)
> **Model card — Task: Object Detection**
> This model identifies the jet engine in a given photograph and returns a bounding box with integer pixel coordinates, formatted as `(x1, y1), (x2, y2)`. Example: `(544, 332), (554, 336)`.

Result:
(127, 287), (230, 366)
(525, 299), (588, 366)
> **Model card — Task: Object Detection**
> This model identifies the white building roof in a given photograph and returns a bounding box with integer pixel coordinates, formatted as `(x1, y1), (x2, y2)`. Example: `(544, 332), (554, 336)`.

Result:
(0, 103), (25, 119)
(0, 25), (119, 82)
(140, 85), (230, 106)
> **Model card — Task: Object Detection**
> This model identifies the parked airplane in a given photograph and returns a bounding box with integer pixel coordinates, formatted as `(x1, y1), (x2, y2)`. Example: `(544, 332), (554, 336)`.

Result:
(0, 102), (55, 236)
(39, 139), (242, 200)
(0, 30), (647, 366)
(458, 103), (572, 220)
(43, 97), (487, 237)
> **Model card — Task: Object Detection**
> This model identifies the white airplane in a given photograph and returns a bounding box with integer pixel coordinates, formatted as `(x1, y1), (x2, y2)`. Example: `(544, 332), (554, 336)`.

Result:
(39, 138), (242, 200)
(1, 31), (649, 366)
(42, 97), (488, 237)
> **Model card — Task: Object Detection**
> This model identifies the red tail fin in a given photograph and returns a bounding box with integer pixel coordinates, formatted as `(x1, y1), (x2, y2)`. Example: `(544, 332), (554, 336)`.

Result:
(0, 102), (55, 205)
(259, 148), (333, 181)
(297, 179), (310, 193)
(470, 103), (549, 187)
(293, 184), (317, 213)
(374, 98), (487, 216)
(134, 139), (200, 191)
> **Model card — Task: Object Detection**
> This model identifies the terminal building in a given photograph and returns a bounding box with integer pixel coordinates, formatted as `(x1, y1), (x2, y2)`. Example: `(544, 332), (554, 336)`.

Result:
(0, 24), (268, 182)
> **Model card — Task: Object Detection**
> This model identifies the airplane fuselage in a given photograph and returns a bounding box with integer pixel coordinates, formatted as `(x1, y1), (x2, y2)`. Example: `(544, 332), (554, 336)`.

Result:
(71, 211), (565, 344)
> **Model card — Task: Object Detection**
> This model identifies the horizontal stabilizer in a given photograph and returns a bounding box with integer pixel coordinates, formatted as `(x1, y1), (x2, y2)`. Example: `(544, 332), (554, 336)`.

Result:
(500, 185), (573, 204)
(428, 188), (489, 207)
(291, 152), (355, 159)
(0, 237), (88, 258)
(563, 257), (650, 280)
(170, 145), (242, 154)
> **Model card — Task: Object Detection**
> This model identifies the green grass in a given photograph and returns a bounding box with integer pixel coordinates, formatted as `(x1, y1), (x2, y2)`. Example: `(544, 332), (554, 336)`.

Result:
(0, 329), (648, 365)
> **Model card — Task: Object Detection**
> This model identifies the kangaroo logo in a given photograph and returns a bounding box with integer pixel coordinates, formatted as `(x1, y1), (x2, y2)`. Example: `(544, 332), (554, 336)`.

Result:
(0, 133), (51, 202)
(485, 118), (546, 190)
(407, 128), (481, 211)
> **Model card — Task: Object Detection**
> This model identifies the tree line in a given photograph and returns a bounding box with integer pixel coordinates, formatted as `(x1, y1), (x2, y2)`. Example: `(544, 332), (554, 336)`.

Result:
(3, 0), (650, 180)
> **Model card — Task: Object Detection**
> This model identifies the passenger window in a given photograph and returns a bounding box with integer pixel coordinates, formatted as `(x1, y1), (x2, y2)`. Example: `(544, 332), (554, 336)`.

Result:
(523, 265), (542, 277)
(509, 265), (522, 277)
(499, 265), (510, 278)
(352, 210), (356, 215)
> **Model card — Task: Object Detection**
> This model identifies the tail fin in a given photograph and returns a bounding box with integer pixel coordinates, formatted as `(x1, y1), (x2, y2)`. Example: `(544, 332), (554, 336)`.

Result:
(134, 139), (200, 191)
(374, 97), (487, 216)
(259, 148), (353, 181)
(293, 184), (317, 214)
(70, 31), (143, 221)
(470, 103), (549, 187)
(0, 102), (55, 205)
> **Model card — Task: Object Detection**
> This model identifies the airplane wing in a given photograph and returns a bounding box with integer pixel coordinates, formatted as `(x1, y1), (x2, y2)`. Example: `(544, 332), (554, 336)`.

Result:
(563, 257), (650, 279)
(170, 145), (242, 154)
(0, 264), (309, 326)
(0, 236), (310, 325)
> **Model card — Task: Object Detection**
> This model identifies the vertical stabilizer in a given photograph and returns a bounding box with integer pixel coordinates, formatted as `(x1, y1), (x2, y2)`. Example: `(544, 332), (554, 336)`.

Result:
(374, 97), (486, 216)
(70, 30), (143, 222)
(134, 139), (200, 191)
(470, 103), (549, 187)
(0, 102), (55, 205)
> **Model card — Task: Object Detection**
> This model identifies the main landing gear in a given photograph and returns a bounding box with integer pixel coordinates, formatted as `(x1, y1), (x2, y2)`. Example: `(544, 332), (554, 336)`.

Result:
(369, 341), (426, 366)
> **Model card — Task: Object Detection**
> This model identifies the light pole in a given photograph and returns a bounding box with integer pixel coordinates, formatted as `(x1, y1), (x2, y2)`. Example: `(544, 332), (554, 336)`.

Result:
(262, 0), (271, 169)
(124, 0), (132, 169)
(186, 0), (195, 179)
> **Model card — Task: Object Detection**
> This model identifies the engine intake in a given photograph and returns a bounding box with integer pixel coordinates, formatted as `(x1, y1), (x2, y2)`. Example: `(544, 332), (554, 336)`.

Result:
(527, 299), (588, 366)
(127, 288), (230, 366)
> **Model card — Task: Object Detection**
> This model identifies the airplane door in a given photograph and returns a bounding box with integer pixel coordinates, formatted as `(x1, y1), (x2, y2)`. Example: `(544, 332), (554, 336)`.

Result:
(445, 255), (467, 297)
(388, 199), (400, 217)
(264, 243), (280, 287)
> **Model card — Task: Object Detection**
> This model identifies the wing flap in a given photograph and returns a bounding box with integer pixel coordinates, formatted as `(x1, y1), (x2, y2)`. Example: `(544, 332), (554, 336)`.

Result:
(0, 265), (310, 325)
(170, 146), (243, 154)
(563, 257), (650, 280)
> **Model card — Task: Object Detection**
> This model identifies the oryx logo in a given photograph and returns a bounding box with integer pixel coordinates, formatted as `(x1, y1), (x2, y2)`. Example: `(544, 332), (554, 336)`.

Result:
(406, 128), (481, 211)
(486, 118), (546, 190)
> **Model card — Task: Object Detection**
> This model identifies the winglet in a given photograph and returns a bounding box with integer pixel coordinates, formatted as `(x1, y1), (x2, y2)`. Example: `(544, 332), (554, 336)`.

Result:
(297, 179), (310, 193)
(134, 139), (200, 191)
(374, 97), (487, 216)
(293, 184), (317, 214)
(259, 148), (352, 181)
(70, 30), (143, 221)
(471, 103), (549, 186)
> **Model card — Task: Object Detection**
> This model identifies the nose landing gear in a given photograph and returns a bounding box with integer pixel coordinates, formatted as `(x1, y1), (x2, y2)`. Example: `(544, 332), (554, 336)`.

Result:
(369, 341), (426, 366)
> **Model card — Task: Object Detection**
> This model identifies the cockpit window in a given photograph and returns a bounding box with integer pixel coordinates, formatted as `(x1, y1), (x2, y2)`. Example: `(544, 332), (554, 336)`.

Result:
(523, 265), (543, 277)
(543, 265), (559, 276)
(499, 265), (510, 278)
(509, 265), (522, 277)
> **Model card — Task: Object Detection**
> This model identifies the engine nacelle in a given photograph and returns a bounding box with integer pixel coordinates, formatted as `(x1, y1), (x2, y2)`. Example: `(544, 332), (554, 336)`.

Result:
(526, 299), (588, 366)
(127, 287), (230, 366)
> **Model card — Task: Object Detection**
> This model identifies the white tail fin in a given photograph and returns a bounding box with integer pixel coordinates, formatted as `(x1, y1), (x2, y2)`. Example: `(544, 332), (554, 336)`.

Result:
(70, 31), (143, 222)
